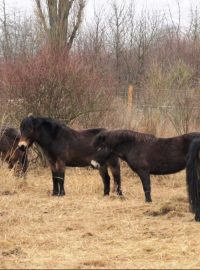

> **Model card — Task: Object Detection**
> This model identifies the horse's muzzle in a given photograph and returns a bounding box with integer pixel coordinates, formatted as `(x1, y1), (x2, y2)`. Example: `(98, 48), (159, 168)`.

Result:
(18, 141), (28, 152)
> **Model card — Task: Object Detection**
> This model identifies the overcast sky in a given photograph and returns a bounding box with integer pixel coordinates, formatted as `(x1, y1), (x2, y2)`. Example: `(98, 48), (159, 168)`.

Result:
(2, 0), (200, 26)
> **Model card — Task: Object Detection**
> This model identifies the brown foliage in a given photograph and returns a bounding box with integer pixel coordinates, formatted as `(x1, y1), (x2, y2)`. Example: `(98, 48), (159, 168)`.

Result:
(0, 47), (115, 124)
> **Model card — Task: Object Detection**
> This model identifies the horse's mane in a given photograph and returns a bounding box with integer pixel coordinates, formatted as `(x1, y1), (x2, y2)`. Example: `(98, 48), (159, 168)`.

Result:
(105, 129), (156, 147)
(39, 117), (66, 128)
(39, 117), (107, 137)
(81, 128), (106, 136)
(35, 117), (103, 140)
(33, 117), (77, 138)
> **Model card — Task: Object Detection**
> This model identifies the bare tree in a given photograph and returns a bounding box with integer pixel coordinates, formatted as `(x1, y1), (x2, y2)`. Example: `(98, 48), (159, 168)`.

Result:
(0, 0), (12, 59)
(35, 0), (86, 51)
(108, 1), (128, 83)
(0, 0), (40, 59)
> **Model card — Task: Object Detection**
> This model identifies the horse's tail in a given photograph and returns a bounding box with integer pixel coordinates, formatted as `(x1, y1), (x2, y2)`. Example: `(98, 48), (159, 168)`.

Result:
(186, 139), (200, 214)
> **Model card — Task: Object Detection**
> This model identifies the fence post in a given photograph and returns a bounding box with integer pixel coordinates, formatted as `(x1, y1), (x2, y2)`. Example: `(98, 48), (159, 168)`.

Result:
(128, 84), (134, 110)
(127, 84), (134, 127)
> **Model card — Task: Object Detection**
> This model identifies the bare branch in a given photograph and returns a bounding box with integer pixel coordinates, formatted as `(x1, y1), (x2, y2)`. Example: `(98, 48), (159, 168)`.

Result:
(35, 0), (48, 32)
(67, 0), (85, 50)
(47, 0), (58, 28)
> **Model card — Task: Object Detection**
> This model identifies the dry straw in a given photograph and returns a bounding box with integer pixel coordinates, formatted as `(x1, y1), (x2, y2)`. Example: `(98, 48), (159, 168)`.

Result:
(1, 164), (200, 269)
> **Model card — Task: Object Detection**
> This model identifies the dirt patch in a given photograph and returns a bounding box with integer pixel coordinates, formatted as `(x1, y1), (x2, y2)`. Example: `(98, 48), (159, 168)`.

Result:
(2, 247), (26, 257)
(145, 205), (173, 217)
(1, 190), (17, 196)
(82, 232), (94, 238)
(82, 260), (106, 268)
(144, 201), (188, 218)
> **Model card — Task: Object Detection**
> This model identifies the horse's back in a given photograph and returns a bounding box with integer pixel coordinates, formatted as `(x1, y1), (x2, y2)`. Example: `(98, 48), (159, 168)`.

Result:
(64, 128), (106, 154)
(131, 134), (197, 174)
(0, 128), (19, 152)
(0, 127), (19, 140)
(80, 128), (106, 137)
(151, 133), (200, 174)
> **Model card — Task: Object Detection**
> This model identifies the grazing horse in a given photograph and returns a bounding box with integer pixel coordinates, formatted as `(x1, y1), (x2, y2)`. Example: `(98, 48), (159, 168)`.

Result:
(186, 138), (200, 221)
(0, 128), (28, 176)
(91, 129), (200, 202)
(18, 116), (122, 197)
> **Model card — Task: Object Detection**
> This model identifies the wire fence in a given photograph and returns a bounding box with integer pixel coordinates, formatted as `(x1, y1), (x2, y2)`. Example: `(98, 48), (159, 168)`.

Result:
(117, 85), (200, 110)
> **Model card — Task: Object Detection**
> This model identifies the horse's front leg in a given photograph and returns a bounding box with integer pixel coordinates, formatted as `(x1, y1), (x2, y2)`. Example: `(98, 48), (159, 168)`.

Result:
(53, 171), (65, 196)
(99, 165), (110, 196)
(55, 160), (65, 196)
(51, 170), (59, 196)
(107, 159), (123, 196)
(51, 161), (65, 196)
(137, 169), (152, 202)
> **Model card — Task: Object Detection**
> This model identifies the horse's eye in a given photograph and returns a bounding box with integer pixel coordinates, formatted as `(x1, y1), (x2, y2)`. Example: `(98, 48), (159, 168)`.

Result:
(27, 128), (33, 133)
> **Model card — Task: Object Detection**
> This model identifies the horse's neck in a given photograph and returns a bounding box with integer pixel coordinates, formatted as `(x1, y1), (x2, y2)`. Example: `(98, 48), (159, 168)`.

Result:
(35, 124), (55, 148)
(66, 126), (79, 137)
(35, 123), (78, 148)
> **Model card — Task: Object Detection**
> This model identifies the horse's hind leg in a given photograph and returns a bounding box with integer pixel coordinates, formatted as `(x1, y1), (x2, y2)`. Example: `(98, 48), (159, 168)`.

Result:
(137, 170), (152, 202)
(107, 158), (123, 196)
(195, 177), (200, 221)
(51, 171), (59, 196)
(99, 165), (110, 196)
(195, 208), (200, 221)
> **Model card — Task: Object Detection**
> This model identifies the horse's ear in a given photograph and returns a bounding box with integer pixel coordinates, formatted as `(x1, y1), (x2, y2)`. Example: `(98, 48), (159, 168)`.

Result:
(93, 133), (106, 147)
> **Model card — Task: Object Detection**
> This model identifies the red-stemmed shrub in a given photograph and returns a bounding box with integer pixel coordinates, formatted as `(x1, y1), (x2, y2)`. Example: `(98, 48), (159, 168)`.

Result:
(0, 47), (116, 125)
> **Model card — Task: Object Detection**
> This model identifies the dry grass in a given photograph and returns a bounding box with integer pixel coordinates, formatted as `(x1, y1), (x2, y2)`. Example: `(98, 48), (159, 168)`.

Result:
(0, 163), (200, 269)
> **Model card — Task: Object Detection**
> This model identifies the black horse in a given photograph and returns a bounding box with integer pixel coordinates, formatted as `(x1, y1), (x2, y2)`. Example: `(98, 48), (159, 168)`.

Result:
(186, 138), (200, 221)
(91, 129), (200, 202)
(0, 127), (28, 176)
(18, 115), (122, 196)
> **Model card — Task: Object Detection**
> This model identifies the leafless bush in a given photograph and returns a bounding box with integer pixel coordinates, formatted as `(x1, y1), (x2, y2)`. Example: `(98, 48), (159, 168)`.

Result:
(0, 47), (116, 125)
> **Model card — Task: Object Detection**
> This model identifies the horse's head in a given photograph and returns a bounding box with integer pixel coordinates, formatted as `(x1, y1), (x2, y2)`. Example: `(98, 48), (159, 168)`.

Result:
(93, 132), (107, 149)
(91, 131), (112, 169)
(18, 114), (37, 151)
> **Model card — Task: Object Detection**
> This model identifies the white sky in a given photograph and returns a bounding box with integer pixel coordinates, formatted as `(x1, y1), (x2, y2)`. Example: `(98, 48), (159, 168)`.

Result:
(2, 0), (200, 26)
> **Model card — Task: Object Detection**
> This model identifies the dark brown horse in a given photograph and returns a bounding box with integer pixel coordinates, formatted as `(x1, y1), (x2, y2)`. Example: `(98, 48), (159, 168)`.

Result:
(18, 116), (122, 197)
(186, 138), (200, 221)
(0, 127), (28, 176)
(91, 129), (200, 202)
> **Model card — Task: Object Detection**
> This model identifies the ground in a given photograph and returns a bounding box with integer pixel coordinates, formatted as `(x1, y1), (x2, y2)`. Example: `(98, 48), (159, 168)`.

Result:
(0, 162), (200, 269)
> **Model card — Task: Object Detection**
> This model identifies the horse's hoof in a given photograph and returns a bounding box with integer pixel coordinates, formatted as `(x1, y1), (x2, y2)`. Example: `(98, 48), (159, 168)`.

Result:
(195, 215), (200, 222)
(117, 190), (123, 196)
(58, 190), (66, 196)
(145, 199), (152, 203)
(119, 194), (126, 200)
(51, 193), (59, 196)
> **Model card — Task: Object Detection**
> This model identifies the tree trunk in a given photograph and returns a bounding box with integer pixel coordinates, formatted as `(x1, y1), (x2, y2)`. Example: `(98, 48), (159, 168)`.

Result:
(35, 0), (85, 51)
